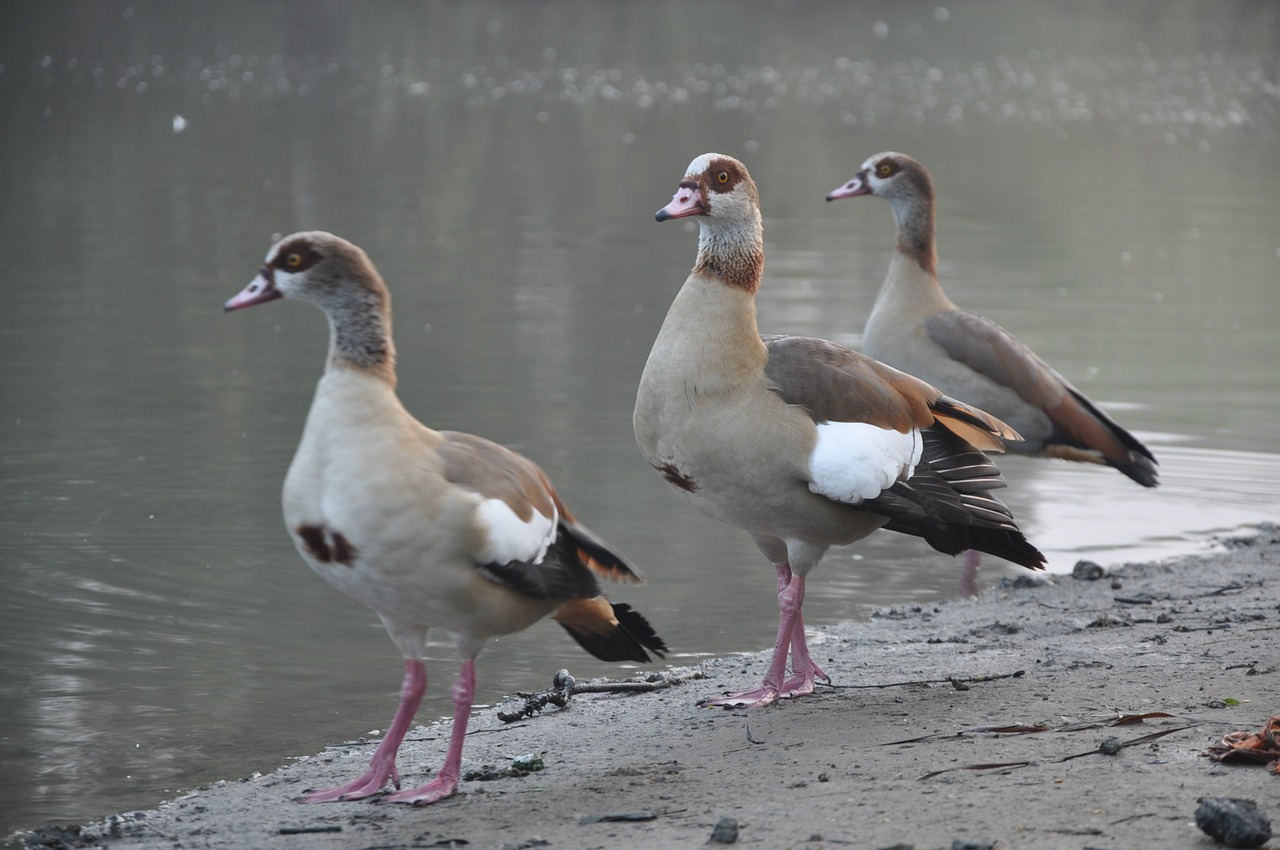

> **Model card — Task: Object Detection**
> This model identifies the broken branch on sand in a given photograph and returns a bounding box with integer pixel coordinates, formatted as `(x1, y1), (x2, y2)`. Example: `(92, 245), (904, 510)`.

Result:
(825, 669), (1026, 692)
(496, 667), (707, 722)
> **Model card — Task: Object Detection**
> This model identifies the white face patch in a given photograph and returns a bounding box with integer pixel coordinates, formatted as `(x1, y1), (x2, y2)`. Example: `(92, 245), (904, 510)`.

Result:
(861, 150), (906, 171)
(684, 152), (722, 179)
(807, 421), (922, 505)
(474, 497), (558, 566)
(862, 150), (909, 190)
(273, 268), (305, 299)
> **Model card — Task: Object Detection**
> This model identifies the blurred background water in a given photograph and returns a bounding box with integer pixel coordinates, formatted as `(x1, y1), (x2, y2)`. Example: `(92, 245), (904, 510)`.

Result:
(1, 0), (1278, 838)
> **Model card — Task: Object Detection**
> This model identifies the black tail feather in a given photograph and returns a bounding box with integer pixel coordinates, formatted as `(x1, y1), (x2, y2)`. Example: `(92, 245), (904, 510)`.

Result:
(872, 426), (1046, 570)
(559, 602), (669, 663)
(1060, 385), (1159, 487)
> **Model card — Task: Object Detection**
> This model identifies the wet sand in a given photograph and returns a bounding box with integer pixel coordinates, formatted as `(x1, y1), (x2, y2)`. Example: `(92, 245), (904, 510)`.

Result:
(15, 525), (1279, 850)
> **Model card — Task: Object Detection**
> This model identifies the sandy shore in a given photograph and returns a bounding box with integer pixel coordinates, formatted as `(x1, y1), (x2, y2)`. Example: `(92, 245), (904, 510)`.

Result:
(16, 526), (1279, 850)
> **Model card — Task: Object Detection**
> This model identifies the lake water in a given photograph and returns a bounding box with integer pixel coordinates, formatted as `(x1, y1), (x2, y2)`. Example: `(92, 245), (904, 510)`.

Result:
(2, 0), (1278, 838)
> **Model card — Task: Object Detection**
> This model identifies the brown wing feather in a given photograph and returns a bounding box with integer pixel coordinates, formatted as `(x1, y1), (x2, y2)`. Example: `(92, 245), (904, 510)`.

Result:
(437, 431), (558, 520)
(930, 396), (1017, 453)
(762, 334), (936, 431)
(762, 334), (1017, 452)
(925, 310), (1158, 485)
(925, 310), (1067, 409)
(438, 431), (642, 597)
(762, 336), (1042, 569)
(545, 486), (644, 585)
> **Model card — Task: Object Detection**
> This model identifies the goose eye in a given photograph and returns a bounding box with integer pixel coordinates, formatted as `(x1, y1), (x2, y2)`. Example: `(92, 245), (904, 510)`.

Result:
(877, 163), (893, 177)
(716, 171), (729, 184)
(286, 253), (303, 268)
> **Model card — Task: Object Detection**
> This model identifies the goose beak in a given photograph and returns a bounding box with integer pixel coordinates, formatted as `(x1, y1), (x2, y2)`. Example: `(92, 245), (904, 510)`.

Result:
(826, 172), (871, 201)
(656, 181), (707, 221)
(224, 268), (283, 311)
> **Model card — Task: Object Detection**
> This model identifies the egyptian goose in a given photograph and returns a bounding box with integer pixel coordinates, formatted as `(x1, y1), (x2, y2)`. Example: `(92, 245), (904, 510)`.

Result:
(825, 152), (1158, 484)
(224, 232), (666, 804)
(826, 153), (1158, 586)
(635, 155), (1044, 709)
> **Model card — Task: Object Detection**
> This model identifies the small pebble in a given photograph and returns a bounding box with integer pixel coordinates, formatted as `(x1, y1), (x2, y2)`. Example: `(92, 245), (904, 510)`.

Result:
(1195, 796), (1272, 847)
(951, 840), (995, 850)
(512, 753), (544, 772)
(996, 575), (1046, 589)
(709, 816), (739, 844)
(1098, 736), (1122, 755)
(1072, 560), (1105, 580)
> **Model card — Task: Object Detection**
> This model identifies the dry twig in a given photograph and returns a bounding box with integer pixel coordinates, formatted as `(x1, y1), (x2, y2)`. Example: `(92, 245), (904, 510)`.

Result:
(824, 669), (1025, 691)
(496, 668), (707, 723)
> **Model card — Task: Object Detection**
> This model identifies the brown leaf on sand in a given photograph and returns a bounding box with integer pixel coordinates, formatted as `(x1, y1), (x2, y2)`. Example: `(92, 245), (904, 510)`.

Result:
(1205, 714), (1280, 774)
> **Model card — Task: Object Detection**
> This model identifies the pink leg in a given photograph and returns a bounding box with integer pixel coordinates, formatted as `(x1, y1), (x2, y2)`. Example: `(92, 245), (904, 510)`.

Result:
(774, 560), (793, 593)
(959, 549), (981, 598)
(701, 569), (808, 709)
(766, 562), (829, 697)
(297, 659), (424, 803)
(381, 658), (476, 805)
(780, 606), (831, 698)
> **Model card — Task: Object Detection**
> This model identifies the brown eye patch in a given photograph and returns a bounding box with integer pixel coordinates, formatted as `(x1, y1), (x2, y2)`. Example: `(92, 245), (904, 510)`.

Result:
(875, 159), (900, 178)
(706, 158), (742, 194)
(272, 239), (321, 272)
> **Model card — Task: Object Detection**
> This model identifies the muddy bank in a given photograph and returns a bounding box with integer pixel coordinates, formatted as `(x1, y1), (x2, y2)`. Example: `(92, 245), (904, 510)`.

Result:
(15, 526), (1279, 850)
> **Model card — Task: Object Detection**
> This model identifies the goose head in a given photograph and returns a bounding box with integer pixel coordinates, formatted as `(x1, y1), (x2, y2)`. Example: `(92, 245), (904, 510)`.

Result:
(656, 153), (761, 230)
(224, 231), (394, 376)
(224, 231), (384, 314)
(826, 151), (934, 209)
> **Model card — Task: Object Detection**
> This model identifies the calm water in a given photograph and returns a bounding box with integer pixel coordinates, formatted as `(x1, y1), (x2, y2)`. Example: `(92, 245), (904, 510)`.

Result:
(2, 0), (1278, 838)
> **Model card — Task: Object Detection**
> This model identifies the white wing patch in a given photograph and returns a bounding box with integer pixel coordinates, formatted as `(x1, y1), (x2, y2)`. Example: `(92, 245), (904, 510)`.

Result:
(474, 497), (558, 566)
(807, 422), (922, 504)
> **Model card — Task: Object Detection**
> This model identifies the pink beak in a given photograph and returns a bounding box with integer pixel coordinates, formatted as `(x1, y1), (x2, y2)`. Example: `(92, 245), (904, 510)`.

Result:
(224, 269), (282, 311)
(826, 172), (871, 201)
(655, 181), (706, 221)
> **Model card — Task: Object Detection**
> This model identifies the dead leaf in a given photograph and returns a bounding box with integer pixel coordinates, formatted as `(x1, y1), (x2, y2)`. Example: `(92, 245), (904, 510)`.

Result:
(1205, 714), (1280, 774)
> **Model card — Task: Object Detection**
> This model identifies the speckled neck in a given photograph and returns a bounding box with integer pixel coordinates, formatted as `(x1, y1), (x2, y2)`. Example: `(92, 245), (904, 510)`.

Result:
(693, 213), (765, 295)
(325, 284), (397, 385)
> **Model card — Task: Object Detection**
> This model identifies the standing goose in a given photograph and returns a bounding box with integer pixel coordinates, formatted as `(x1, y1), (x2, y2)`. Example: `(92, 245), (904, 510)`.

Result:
(225, 232), (665, 805)
(826, 153), (1158, 588)
(635, 155), (1044, 709)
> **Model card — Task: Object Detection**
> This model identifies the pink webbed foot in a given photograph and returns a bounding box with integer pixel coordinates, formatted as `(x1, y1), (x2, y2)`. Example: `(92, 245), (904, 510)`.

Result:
(779, 664), (830, 699)
(698, 684), (781, 709)
(296, 658), (424, 804)
(295, 764), (401, 803)
(379, 658), (477, 806)
(699, 569), (816, 709)
(697, 658), (829, 707)
(380, 774), (459, 806)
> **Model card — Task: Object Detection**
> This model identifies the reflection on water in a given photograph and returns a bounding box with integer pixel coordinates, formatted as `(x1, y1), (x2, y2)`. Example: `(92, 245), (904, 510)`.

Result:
(2, 0), (1279, 838)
